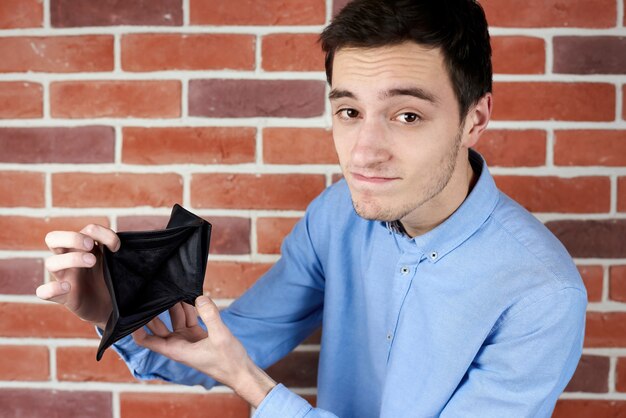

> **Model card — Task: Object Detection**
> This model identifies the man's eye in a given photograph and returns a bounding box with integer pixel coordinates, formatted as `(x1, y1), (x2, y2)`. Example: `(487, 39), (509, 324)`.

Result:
(337, 108), (360, 119)
(396, 113), (420, 123)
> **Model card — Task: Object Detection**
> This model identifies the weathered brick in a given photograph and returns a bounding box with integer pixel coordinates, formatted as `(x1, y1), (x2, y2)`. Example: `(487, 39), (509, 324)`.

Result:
(117, 215), (169, 232)
(553, 400), (626, 417)
(0, 302), (96, 338)
(189, 79), (325, 118)
(0, 82), (42, 118)
(617, 357), (626, 392)
(0, 0), (43, 28)
(623, 85), (626, 120)
(52, 0), (182, 27)
(52, 173), (182, 208)
(554, 130), (626, 166)
(51, 81), (181, 118)
(0, 126), (115, 164)
(122, 127), (256, 165)
(262, 34), (325, 72)
(492, 82), (615, 121)
(263, 128), (338, 164)
(0, 258), (44, 295)
(578, 265), (603, 302)
(494, 176), (610, 213)
(122, 34), (255, 72)
(333, 0), (350, 16)
(619, 177), (626, 213)
(190, 0), (325, 25)
(57, 347), (134, 382)
(609, 265), (626, 302)
(0, 389), (111, 418)
(554, 36), (626, 74)
(266, 351), (319, 388)
(0, 346), (49, 381)
(0, 171), (45, 207)
(0, 216), (109, 250)
(481, 0), (616, 28)
(585, 312), (626, 347)
(473, 130), (546, 167)
(0, 36), (113, 74)
(257, 217), (299, 254)
(207, 217), (250, 255)
(204, 262), (271, 299)
(564, 355), (609, 393)
(120, 392), (248, 418)
(546, 220), (626, 258)
(492, 36), (545, 74)
(191, 173), (326, 210)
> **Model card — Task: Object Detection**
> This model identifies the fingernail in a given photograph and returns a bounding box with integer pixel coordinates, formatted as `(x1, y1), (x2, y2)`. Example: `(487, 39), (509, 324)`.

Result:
(60, 281), (70, 292)
(196, 297), (209, 307)
(83, 237), (93, 250)
(83, 253), (96, 265)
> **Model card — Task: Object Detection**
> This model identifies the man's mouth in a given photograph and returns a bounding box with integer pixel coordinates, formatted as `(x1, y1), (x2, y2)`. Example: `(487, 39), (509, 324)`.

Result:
(350, 172), (400, 184)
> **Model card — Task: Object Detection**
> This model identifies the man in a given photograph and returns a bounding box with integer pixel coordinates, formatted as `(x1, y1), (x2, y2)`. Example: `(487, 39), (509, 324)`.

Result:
(38, 0), (587, 416)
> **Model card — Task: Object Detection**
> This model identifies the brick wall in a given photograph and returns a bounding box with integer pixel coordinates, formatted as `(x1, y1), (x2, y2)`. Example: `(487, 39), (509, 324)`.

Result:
(0, 0), (624, 417)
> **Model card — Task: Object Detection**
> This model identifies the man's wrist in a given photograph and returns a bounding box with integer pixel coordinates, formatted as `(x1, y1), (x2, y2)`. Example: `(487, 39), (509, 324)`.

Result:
(232, 361), (277, 408)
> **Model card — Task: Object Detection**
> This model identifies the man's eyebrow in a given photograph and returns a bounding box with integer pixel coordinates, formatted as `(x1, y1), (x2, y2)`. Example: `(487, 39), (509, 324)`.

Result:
(328, 89), (356, 100)
(382, 87), (438, 104)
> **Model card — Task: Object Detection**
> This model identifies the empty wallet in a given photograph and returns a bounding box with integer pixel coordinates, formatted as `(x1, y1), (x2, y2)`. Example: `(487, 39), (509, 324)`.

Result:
(96, 204), (212, 361)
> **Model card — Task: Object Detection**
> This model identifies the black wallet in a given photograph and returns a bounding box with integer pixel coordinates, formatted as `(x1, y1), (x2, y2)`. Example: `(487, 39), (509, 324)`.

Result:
(97, 204), (212, 360)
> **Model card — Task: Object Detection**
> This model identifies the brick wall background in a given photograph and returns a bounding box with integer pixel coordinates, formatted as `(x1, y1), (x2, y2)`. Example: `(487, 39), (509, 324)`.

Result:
(0, 0), (624, 417)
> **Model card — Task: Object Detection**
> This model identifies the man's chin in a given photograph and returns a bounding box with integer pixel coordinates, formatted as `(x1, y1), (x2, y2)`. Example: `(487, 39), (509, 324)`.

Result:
(351, 199), (399, 222)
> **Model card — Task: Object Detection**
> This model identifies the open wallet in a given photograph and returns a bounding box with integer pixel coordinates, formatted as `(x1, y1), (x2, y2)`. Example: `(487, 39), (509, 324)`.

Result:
(96, 204), (212, 361)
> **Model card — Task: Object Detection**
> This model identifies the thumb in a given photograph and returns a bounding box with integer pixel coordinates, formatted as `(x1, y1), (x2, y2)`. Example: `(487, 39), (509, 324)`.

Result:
(195, 296), (223, 330)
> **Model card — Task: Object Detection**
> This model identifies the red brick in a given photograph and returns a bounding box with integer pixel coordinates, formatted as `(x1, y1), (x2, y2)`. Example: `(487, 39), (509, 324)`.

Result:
(0, 0), (42, 28)
(57, 347), (134, 382)
(553, 400), (626, 417)
(262, 34), (325, 72)
(0, 216), (109, 250)
(623, 85), (625, 121)
(332, 173), (344, 184)
(578, 265), (603, 303)
(51, 80), (181, 118)
(0, 346), (49, 381)
(554, 130), (626, 166)
(564, 355), (609, 393)
(0, 258), (44, 295)
(52, 172), (182, 208)
(0, 302), (96, 338)
(122, 127), (256, 165)
(0, 389), (111, 418)
(191, 173), (326, 210)
(207, 217), (251, 255)
(120, 392), (248, 418)
(263, 128), (338, 164)
(189, 79), (325, 118)
(204, 262), (271, 298)
(257, 217), (299, 254)
(0, 36), (113, 73)
(266, 351), (319, 388)
(51, 0), (182, 27)
(547, 220), (626, 259)
(0, 82), (42, 118)
(554, 36), (626, 74)
(617, 357), (626, 392)
(619, 177), (626, 213)
(481, 0), (616, 28)
(0, 171), (45, 207)
(333, 0), (350, 17)
(494, 176), (610, 213)
(585, 312), (626, 347)
(122, 34), (254, 72)
(491, 36), (545, 74)
(473, 130), (546, 167)
(492, 82), (615, 121)
(190, 0), (325, 25)
(609, 265), (626, 303)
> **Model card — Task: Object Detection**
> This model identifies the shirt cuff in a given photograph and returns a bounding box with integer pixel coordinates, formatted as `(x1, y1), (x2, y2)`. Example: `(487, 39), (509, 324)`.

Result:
(253, 384), (312, 418)
(94, 326), (150, 378)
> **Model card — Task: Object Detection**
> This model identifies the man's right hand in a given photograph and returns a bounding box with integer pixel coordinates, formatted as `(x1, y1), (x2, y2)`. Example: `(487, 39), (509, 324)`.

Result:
(37, 224), (121, 330)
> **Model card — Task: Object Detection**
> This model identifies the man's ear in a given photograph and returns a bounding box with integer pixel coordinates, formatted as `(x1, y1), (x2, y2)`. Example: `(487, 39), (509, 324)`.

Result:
(461, 93), (492, 148)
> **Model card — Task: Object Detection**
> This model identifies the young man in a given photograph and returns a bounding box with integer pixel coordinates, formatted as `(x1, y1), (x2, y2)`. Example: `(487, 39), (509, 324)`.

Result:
(38, 0), (586, 416)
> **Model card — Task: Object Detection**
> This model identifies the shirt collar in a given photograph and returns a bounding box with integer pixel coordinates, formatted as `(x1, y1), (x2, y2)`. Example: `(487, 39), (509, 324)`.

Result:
(383, 149), (500, 262)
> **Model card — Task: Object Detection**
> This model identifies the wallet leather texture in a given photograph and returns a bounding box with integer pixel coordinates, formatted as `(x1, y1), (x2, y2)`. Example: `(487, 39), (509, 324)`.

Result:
(97, 204), (212, 360)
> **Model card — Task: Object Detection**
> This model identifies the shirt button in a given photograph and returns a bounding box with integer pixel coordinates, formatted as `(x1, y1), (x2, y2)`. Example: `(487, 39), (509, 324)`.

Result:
(386, 333), (393, 340)
(400, 266), (410, 275)
(429, 251), (438, 261)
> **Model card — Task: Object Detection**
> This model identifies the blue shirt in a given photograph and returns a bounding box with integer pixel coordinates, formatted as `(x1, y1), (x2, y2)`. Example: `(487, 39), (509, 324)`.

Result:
(113, 150), (587, 417)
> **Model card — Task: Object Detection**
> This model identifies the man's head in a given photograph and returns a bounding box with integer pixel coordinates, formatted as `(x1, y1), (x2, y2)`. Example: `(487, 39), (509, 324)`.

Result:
(320, 0), (493, 236)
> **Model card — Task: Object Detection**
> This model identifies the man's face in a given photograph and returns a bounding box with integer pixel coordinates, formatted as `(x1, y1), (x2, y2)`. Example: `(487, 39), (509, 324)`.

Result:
(330, 42), (471, 230)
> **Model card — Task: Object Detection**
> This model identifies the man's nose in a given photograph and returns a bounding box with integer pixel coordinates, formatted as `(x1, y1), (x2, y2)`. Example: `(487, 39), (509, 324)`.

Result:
(350, 117), (392, 168)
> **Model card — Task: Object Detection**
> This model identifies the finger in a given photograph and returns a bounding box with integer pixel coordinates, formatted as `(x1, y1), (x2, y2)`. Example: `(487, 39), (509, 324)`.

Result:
(45, 252), (97, 276)
(195, 296), (225, 336)
(45, 231), (95, 255)
(169, 303), (186, 331)
(146, 317), (170, 338)
(132, 328), (166, 352)
(181, 302), (198, 328)
(79, 224), (121, 253)
(36, 281), (71, 304)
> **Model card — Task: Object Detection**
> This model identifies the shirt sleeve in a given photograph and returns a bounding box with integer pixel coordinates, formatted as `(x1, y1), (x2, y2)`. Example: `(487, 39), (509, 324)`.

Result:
(253, 384), (338, 418)
(439, 286), (587, 418)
